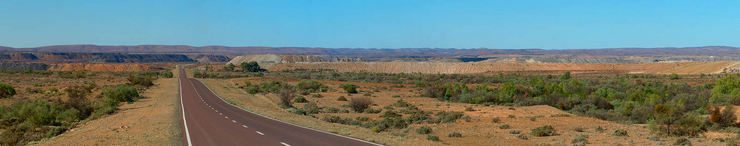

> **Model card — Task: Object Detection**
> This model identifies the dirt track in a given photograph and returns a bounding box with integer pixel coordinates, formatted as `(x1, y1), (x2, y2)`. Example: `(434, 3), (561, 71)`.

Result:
(268, 61), (740, 74)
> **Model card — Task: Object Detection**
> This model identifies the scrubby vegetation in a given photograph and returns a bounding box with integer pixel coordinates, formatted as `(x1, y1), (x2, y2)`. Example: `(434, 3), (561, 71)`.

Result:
(0, 83), (15, 98)
(0, 70), (160, 145)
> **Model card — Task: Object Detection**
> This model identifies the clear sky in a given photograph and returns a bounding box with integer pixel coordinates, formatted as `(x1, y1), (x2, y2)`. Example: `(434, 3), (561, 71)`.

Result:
(1, 0), (739, 49)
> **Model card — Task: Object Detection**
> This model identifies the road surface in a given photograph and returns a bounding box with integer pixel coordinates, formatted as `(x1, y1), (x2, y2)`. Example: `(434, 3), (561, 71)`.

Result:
(178, 67), (379, 146)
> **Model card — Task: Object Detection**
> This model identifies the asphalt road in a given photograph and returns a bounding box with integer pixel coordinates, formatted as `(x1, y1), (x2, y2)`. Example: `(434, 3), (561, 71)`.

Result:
(177, 67), (379, 146)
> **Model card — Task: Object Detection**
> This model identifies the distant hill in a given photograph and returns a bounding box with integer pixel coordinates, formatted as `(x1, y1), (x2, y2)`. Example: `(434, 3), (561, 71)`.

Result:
(2, 45), (739, 58)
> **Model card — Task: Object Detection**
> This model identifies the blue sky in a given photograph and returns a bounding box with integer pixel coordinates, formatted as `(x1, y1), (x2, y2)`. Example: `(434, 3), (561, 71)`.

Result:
(1, 0), (739, 49)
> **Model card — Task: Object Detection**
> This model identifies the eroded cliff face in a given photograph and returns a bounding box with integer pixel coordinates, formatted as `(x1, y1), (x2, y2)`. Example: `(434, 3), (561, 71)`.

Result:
(46, 63), (151, 71)
(0, 52), (202, 63)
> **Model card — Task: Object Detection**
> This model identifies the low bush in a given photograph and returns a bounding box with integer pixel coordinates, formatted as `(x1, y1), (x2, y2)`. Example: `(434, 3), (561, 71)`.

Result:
(127, 74), (154, 87)
(337, 96), (347, 101)
(405, 111), (430, 124)
(349, 97), (372, 112)
(340, 84), (359, 94)
(612, 129), (628, 136)
(572, 134), (588, 146)
(517, 134), (529, 140)
(674, 137), (691, 146)
(322, 116), (343, 123)
(433, 111), (464, 123)
(303, 103), (319, 114)
(509, 130), (521, 134)
(0, 83), (15, 99)
(448, 132), (462, 137)
(491, 117), (501, 123)
(416, 126), (432, 134)
(296, 80), (329, 93)
(499, 124), (511, 129)
(363, 108), (382, 114)
(293, 96), (308, 103)
(426, 135), (440, 141)
(531, 125), (556, 137)
(102, 85), (139, 104)
(465, 107), (475, 111)
(322, 107), (340, 113)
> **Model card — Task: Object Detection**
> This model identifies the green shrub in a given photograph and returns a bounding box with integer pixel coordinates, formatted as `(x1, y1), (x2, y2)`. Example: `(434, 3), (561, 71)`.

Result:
(674, 137), (691, 146)
(293, 96), (308, 103)
(0, 99), (80, 145)
(0, 83), (15, 98)
(103, 85), (139, 104)
(499, 124), (511, 129)
(349, 97), (372, 112)
(322, 107), (340, 113)
(393, 99), (412, 107)
(364, 108), (382, 114)
(337, 96), (347, 101)
(322, 116), (343, 123)
(509, 130), (521, 134)
(491, 117), (501, 123)
(448, 132), (462, 137)
(416, 126), (432, 134)
(340, 84), (359, 94)
(612, 129), (628, 136)
(405, 111), (430, 124)
(531, 125), (556, 137)
(240, 61), (264, 72)
(433, 111), (464, 123)
(311, 94), (324, 98)
(464, 107), (475, 111)
(516, 134), (529, 140)
(426, 135), (439, 141)
(572, 134), (588, 146)
(127, 74), (154, 87)
(297, 80), (328, 93)
(303, 102), (320, 114)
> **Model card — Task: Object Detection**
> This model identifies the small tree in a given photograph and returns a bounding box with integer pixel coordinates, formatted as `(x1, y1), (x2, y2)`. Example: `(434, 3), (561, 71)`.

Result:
(350, 97), (372, 112)
(240, 61), (264, 72)
(278, 87), (296, 107)
(0, 83), (16, 98)
(340, 84), (359, 94)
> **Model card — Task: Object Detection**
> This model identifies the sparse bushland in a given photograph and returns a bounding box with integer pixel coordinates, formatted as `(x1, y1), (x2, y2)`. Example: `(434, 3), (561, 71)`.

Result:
(0, 83), (16, 98)
(0, 76), (149, 145)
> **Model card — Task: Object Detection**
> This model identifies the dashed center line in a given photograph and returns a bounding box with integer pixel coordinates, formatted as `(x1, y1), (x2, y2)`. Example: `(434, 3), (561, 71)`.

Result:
(280, 142), (290, 146)
(225, 116), (229, 119)
(232, 120), (237, 123)
(256, 131), (264, 135)
(242, 125), (248, 128)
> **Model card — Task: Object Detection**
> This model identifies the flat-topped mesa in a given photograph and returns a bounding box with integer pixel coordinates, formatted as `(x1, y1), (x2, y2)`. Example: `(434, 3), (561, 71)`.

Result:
(225, 54), (362, 67)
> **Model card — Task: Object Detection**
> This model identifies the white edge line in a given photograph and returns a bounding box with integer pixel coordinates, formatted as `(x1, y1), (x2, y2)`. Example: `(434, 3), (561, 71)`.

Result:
(193, 79), (382, 146)
(280, 142), (291, 146)
(179, 66), (193, 146)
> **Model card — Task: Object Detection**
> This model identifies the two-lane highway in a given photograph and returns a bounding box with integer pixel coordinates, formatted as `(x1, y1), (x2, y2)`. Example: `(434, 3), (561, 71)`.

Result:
(178, 66), (378, 146)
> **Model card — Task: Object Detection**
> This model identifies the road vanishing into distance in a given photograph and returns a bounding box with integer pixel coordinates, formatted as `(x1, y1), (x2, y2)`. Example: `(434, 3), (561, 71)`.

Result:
(177, 67), (379, 146)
